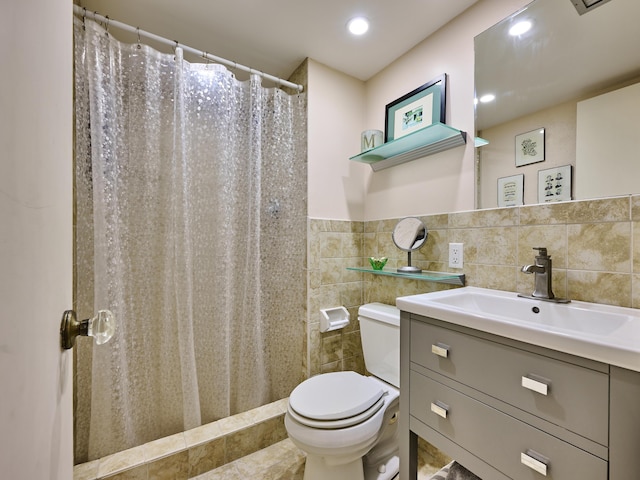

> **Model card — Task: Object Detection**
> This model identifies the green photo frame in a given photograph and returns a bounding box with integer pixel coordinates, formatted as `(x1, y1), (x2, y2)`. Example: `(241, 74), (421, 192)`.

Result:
(384, 74), (447, 142)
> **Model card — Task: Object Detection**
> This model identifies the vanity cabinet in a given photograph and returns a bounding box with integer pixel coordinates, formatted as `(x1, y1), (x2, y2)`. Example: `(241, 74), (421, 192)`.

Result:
(399, 312), (640, 480)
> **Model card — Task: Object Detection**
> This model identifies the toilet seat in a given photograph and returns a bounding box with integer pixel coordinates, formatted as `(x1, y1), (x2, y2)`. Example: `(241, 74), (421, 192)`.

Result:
(289, 372), (385, 429)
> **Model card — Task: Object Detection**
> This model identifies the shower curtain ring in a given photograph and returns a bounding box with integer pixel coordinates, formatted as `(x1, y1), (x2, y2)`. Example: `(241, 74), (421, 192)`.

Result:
(136, 27), (142, 49)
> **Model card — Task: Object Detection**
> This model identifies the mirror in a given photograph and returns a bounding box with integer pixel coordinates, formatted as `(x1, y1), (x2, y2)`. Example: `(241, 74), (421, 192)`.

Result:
(475, 0), (640, 209)
(392, 217), (427, 273)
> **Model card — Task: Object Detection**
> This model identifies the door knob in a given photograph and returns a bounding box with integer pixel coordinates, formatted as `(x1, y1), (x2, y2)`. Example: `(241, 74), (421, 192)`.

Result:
(60, 309), (116, 349)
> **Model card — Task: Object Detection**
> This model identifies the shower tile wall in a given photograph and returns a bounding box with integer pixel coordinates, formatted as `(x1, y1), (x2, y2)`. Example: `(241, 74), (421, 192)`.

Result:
(306, 194), (640, 378)
(306, 219), (367, 377)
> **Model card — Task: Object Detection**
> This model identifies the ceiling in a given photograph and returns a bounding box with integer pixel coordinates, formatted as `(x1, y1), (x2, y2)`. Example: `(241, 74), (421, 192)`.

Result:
(77, 0), (479, 83)
(475, 0), (640, 130)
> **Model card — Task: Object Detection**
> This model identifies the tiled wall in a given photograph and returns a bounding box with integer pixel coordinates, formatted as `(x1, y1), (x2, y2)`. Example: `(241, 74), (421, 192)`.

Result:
(306, 194), (640, 377)
(73, 400), (288, 480)
(306, 219), (367, 377)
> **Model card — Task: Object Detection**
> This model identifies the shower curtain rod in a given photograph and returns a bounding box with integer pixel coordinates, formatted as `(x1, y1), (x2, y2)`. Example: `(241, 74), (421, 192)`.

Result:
(73, 5), (304, 93)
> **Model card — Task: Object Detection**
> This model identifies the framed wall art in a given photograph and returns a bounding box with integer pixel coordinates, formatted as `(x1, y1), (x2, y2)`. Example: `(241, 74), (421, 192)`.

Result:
(384, 74), (447, 142)
(538, 165), (572, 203)
(515, 127), (545, 167)
(497, 174), (524, 207)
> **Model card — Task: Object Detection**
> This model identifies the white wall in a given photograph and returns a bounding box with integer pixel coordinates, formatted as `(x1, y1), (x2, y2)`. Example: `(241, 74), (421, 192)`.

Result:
(0, 0), (74, 478)
(307, 59), (367, 220)
(576, 81), (640, 200)
(306, 0), (530, 221)
(361, 0), (530, 220)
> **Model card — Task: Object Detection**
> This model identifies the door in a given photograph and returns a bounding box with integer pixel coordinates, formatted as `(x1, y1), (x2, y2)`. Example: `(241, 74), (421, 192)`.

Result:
(0, 1), (73, 478)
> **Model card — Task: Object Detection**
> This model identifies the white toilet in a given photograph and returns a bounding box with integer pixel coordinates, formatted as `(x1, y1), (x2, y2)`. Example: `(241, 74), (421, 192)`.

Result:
(285, 303), (400, 480)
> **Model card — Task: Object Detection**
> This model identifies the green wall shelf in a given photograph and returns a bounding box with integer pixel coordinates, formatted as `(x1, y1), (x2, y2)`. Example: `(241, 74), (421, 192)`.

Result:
(347, 266), (465, 286)
(349, 122), (467, 171)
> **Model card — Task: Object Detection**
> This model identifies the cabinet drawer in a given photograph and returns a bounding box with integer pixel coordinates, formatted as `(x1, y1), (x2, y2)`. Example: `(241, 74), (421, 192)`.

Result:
(410, 319), (609, 445)
(410, 371), (608, 480)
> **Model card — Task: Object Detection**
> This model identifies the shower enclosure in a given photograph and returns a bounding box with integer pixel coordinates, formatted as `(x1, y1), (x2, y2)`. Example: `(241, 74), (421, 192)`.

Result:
(73, 18), (307, 462)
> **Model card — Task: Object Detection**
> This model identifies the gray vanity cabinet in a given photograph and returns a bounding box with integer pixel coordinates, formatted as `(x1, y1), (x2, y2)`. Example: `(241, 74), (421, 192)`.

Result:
(399, 311), (640, 480)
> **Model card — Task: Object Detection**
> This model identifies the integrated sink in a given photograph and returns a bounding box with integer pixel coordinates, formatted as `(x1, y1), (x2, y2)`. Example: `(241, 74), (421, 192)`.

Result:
(397, 286), (640, 372)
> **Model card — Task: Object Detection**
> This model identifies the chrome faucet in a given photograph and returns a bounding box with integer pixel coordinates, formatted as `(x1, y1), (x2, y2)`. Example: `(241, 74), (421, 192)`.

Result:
(519, 247), (570, 303)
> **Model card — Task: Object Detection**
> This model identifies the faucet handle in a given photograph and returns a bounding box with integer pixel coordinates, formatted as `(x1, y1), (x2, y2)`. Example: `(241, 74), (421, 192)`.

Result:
(533, 247), (548, 257)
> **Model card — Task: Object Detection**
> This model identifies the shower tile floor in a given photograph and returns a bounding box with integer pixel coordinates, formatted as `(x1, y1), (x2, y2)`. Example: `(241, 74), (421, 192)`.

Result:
(191, 438), (443, 479)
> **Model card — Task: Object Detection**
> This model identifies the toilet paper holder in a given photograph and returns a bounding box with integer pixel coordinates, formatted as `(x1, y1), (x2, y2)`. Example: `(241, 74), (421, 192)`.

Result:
(320, 306), (350, 333)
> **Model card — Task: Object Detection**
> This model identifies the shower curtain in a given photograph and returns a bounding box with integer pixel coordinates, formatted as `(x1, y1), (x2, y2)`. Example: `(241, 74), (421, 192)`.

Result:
(74, 18), (307, 461)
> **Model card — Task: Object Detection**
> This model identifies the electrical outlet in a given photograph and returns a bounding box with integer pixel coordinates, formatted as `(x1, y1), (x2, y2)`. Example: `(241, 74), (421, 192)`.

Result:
(449, 243), (464, 269)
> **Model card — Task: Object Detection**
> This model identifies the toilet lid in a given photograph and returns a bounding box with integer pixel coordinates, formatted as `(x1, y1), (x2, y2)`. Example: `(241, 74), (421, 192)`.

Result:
(289, 371), (384, 421)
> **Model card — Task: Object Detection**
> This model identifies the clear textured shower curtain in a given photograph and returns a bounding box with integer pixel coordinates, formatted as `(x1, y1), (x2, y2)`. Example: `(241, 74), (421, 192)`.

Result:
(74, 19), (306, 461)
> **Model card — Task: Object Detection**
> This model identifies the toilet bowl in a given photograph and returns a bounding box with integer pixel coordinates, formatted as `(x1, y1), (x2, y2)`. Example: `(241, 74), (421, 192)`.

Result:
(285, 303), (400, 480)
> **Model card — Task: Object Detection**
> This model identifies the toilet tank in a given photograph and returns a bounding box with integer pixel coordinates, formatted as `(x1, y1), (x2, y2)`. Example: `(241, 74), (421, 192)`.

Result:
(358, 303), (400, 388)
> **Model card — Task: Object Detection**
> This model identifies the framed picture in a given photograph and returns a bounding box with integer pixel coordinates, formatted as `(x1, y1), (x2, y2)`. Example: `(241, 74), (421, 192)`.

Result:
(515, 128), (545, 167)
(538, 165), (572, 203)
(384, 74), (447, 142)
(497, 174), (524, 207)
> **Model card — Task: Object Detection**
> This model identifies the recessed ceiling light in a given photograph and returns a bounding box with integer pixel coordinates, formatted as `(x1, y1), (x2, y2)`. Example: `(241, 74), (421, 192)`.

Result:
(509, 20), (532, 36)
(347, 17), (369, 36)
(479, 94), (496, 103)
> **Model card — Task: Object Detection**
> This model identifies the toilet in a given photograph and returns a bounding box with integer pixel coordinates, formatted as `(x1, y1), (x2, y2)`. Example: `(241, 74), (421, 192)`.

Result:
(285, 303), (400, 480)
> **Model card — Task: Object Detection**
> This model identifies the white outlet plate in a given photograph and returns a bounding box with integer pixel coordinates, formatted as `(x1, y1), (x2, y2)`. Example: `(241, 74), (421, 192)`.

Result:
(449, 243), (464, 269)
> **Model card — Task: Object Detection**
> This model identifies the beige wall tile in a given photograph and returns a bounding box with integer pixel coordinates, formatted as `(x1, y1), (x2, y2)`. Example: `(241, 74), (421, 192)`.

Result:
(184, 422), (222, 447)
(474, 265), (518, 292)
(74, 460), (99, 480)
(633, 274), (640, 308)
(419, 229), (447, 264)
(343, 232), (363, 258)
(447, 229), (478, 264)
(423, 213), (449, 229)
(632, 195), (640, 221)
(567, 271), (632, 307)
(102, 465), (148, 480)
(320, 232), (342, 258)
(567, 196), (630, 223)
(519, 202), (571, 225)
(634, 222), (640, 273)
(320, 360), (341, 373)
(201, 462), (244, 479)
(340, 281), (363, 307)
(449, 207), (518, 228)
(97, 445), (146, 478)
(233, 439), (305, 480)
(568, 223), (631, 272)
(343, 330), (363, 359)
(188, 437), (226, 477)
(307, 199), (640, 404)
(321, 333), (343, 365)
(343, 353), (366, 375)
(144, 432), (186, 462)
(320, 257), (342, 285)
(517, 225), (567, 268)
(475, 227), (517, 265)
(146, 450), (188, 480)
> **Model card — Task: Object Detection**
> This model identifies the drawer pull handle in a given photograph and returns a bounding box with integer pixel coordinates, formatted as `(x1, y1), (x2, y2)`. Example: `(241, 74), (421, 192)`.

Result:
(521, 450), (549, 476)
(430, 401), (449, 419)
(522, 375), (549, 396)
(431, 343), (450, 358)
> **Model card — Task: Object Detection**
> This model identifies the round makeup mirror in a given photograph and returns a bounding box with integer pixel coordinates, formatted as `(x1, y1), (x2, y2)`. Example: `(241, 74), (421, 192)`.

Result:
(392, 217), (427, 273)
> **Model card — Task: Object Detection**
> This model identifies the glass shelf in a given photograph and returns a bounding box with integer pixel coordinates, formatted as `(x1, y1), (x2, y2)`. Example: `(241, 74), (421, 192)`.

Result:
(349, 122), (467, 171)
(347, 267), (465, 286)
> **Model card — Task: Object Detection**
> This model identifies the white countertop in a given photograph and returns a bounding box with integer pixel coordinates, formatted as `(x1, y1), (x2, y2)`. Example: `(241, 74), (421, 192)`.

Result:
(397, 287), (640, 372)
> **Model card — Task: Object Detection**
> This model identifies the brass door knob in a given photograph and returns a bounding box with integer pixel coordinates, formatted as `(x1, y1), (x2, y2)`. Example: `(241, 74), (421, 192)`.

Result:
(60, 309), (116, 349)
